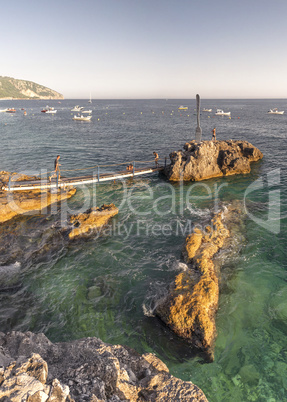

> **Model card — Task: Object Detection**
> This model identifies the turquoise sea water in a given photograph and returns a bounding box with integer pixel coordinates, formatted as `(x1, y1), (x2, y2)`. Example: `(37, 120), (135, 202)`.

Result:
(0, 99), (286, 401)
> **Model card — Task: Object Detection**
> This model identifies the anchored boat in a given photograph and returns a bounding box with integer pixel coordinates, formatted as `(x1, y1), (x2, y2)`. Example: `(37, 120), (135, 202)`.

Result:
(41, 106), (57, 113)
(267, 108), (284, 115)
(71, 105), (84, 112)
(73, 114), (92, 121)
(215, 109), (231, 116)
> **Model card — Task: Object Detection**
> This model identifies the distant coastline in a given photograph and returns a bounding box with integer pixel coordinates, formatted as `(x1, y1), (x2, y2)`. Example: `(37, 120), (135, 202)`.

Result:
(0, 76), (64, 100)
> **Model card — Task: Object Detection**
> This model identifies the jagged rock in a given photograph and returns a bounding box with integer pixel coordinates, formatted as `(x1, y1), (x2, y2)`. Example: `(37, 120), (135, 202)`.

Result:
(0, 331), (208, 401)
(0, 171), (76, 223)
(68, 204), (118, 239)
(164, 140), (263, 181)
(155, 206), (241, 362)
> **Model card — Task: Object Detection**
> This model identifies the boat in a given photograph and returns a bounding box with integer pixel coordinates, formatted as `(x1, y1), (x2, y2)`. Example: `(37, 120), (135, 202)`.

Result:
(178, 106), (188, 110)
(71, 105), (84, 112)
(202, 108), (212, 112)
(73, 114), (92, 121)
(82, 110), (92, 114)
(0, 108), (8, 113)
(41, 106), (57, 113)
(267, 108), (284, 115)
(215, 109), (231, 116)
(88, 93), (92, 104)
(6, 108), (16, 113)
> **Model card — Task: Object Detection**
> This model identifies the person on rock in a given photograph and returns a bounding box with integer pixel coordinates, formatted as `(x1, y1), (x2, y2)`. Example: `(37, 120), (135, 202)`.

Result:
(211, 128), (216, 141)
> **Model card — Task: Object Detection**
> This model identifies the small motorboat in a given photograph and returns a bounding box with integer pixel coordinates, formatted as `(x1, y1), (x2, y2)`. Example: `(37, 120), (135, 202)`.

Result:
(267, 108), (284, 115)
(215, 109), (231, 116)
(6, 108), (16, 113)
(178, 105), (188, 110)
(202, 108), (212, 112)
(41, 106), (57, 113)
(73, 114), (92, 121)
(71, 105), (84, 112)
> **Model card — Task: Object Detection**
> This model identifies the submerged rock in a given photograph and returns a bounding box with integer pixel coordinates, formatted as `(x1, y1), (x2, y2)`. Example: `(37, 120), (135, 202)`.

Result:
(0, 171), (76, 223)
(164, 140), (263, 181)
(155, 204), (242, 362)
(0, 331), (208, 402)
(68, 204), (119, 239)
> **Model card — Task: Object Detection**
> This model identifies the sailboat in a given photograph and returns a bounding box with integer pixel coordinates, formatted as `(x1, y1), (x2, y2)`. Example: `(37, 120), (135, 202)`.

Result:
(88, 93), (92, 104)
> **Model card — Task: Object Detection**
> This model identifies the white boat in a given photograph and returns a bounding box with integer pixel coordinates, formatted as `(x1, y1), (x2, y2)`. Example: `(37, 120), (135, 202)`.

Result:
(178, 105), (188, 110)
(71, 105), (84, 112)
(88, 93), (92, 104)
(215, 109), (231, 116)
(202, 108), (212, 112)
(0, 108), (8, 113)
(267, 108), (284, 115)
(41, 106), (57, 113)
(73, 114), (92, 121)
(82, 110), (92, 114)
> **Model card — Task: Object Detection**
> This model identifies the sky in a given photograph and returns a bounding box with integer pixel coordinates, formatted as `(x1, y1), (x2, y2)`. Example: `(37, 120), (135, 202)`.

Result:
(1, 0), (287, 99)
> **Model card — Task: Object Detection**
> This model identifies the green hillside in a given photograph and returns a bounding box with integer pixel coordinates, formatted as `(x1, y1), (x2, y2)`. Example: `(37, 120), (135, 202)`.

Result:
(0, 76), (64, 99)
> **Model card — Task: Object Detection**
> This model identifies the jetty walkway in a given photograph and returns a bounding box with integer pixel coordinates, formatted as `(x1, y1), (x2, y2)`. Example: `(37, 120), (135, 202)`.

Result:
(3, 159), (166, 192)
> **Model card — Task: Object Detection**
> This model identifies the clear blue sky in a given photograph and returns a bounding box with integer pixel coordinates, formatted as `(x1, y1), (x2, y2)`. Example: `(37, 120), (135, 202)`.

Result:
(1, 0), (287, 99)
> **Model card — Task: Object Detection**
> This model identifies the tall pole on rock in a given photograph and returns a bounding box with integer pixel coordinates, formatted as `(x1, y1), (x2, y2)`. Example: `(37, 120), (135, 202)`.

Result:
(195, 94), (202, 142)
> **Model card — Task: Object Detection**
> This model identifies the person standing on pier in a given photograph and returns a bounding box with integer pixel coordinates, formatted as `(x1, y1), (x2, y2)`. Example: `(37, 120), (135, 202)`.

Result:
(49, 155), (61, 182)
(153, 151), (159, 167)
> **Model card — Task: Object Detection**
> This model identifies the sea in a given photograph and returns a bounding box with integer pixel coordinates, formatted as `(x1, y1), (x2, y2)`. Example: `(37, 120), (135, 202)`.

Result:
(0, 98), (286, 402)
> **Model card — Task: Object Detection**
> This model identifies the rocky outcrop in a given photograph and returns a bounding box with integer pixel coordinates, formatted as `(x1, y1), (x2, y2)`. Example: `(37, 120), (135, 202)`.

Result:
(0, 331), (208, 402)
(69, 204), (119, 239)
(0, 171), (76, 223)
(155, 205), (242, 362)
(164, 140), (263, 181)
(0, 76), (64, 99)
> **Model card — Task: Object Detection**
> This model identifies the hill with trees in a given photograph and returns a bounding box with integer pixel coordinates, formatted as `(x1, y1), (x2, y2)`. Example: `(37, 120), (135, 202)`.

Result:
(0, 76), (64, 99)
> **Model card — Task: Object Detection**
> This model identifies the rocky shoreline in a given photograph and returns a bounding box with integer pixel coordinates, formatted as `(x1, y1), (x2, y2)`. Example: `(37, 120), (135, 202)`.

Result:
(0, 171), (76, 223)
(0, 331), (208, 402)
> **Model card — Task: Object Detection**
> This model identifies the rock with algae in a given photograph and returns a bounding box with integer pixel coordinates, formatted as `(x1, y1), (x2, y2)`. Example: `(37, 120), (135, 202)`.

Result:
(68, 204), (119, 239)
(156, 208), (232, 362)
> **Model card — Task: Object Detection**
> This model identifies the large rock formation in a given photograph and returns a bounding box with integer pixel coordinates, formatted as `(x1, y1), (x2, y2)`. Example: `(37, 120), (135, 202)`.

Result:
(0, 331), (208, 402)
(164, 140), (263, 181)
(0, 171), (76, 223)
(155, 204), (243, 362)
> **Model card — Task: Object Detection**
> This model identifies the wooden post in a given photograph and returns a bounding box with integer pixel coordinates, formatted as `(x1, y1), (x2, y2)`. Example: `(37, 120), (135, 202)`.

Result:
(97, 165), (100, 183)
(8, 174), (12, 191)
(133, 162), (135, 177)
